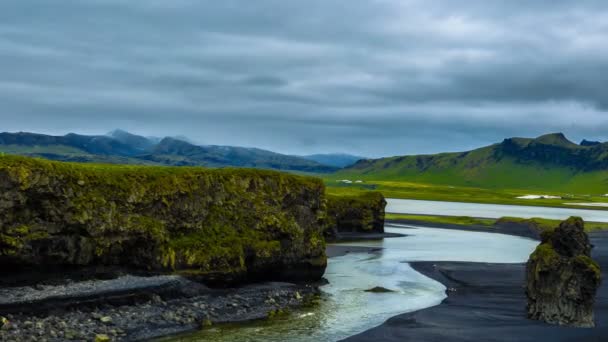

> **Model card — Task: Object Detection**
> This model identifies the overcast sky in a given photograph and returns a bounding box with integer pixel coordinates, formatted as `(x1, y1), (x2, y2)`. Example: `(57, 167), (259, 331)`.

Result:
(1, 1), (607, 157)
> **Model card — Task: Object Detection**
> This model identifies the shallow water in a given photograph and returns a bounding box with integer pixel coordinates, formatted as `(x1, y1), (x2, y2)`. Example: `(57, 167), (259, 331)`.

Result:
(167, 225), (537, 342)
(387, 198), (608, 222)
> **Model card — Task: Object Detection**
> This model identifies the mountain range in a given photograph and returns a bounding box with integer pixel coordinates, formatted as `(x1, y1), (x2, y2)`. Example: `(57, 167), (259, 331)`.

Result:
(338, 133), (608, 193)
(4, 130), (608, 192)
(0, 130), (360, 173)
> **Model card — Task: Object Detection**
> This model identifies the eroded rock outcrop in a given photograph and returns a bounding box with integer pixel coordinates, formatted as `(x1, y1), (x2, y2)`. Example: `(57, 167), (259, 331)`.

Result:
(0, 155), (327, 285)
(324, 192), (386, 239)
(526, 217), (601, 327)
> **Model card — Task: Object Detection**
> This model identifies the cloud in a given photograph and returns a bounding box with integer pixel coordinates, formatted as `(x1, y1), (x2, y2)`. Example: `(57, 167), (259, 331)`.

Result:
(0, 0), (607, 156)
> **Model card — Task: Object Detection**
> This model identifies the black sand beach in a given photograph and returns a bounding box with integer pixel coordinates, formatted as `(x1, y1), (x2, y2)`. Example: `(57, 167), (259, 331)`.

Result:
(343, 224), (608, 342)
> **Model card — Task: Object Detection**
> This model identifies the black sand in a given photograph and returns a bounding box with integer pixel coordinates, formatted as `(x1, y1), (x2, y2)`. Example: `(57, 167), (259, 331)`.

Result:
(343, 225), (608, 342)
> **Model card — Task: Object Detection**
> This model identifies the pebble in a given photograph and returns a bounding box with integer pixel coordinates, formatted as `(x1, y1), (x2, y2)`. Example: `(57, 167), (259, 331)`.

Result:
(95, 333), (111, 342)
(0, 282), (318, 341)
(100, 316), (113, 324)
(0, 316), (9, 328)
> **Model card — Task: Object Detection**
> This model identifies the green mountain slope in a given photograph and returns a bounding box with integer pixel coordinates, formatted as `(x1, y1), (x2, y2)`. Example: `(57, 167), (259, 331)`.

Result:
(337, 133), (608, 193)
(0, 131), (337, 173)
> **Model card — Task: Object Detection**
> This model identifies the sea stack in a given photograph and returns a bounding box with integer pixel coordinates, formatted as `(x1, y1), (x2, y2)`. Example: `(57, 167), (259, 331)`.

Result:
(324, 192), (386, 239)
(526, 217), (602, 327)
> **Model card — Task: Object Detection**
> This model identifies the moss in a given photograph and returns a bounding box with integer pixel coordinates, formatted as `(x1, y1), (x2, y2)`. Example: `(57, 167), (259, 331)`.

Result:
(529, 243), (560, 270)
(0, 224), (49, 256)
(325, 191), (386, 235)
(0, 155), (327, 283)
(267, 308), (290, 319)
(575, 255), (602, 281)
(301, 293), (323, 308)
(200, 318), (213, 328)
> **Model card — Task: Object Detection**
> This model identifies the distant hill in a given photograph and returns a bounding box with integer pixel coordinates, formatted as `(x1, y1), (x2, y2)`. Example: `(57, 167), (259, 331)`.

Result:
(0, 132), (145, 164)
(337, 133), (608, 193)
(143, 137), (337, 172)
(300, 153), (363, 168)
(107, 129), (156, 152)
(0, 131), (338, 173)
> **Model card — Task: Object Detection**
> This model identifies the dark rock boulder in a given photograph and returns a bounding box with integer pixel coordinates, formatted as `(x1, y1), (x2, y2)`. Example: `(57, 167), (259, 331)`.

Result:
(364, 286), (395, 293)
(0, 155), (327, 286)
(526, 217), (601, 327)
(324, 192), (386, 239)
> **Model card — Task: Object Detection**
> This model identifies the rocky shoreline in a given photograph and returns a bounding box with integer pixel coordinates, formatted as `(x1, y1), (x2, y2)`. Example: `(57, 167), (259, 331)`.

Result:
(0, 273), (320, 341)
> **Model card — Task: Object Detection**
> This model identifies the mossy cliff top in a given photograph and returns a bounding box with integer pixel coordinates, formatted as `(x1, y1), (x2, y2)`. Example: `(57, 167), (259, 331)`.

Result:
(325, 192), (386, 238)
(526, 217), (601, 327)
(0, 155), (327, 285)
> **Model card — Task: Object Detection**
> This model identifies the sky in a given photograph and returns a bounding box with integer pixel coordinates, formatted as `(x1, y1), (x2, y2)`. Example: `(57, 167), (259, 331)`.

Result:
(1, 0), (607, 158)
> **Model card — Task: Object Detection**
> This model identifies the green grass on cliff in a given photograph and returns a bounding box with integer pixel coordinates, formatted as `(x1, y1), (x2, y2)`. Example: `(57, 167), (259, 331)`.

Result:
(0, 155), (327, 281)
(325, 191), (386, 235)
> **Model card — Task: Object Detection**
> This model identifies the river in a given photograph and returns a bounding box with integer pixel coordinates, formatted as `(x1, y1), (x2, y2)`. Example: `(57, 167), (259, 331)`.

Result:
(167, 224), (537, 342)
(386, 198), (608, 222)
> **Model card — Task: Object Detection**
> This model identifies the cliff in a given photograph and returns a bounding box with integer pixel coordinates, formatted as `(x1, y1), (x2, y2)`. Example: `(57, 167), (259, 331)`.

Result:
(325, 192), (386, 239)
(526, 217), (602, 327)
(0, 155), (327, 285)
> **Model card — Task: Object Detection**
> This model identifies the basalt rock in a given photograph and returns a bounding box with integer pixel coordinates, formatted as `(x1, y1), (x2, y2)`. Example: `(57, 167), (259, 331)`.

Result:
(364, 286), (395, 293)
(324, 192), (386, 239)
(0, 155), (327, 285)
(526, 217), (601, 327)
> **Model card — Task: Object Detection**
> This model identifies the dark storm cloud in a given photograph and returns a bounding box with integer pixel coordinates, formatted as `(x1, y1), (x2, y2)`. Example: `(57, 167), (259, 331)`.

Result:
(1, 0), (607, 156)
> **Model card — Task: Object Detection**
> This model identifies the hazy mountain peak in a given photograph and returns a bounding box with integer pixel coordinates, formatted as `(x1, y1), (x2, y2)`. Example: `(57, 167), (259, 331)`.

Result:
(107, 129), (156, 151)
(152, 137), (200, 155)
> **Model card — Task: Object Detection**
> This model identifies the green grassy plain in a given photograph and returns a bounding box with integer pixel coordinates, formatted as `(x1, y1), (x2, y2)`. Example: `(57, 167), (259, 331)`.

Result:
(385, 213), (608, 232)
(385, 213), (495, 227)
(325, 179), (608, 211)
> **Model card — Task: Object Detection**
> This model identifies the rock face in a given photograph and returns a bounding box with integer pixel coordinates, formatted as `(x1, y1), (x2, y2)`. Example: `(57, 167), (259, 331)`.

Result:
(324, 192), (386, 239)
(0, 155), (327, 285)
(526, 217), (602, 327)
